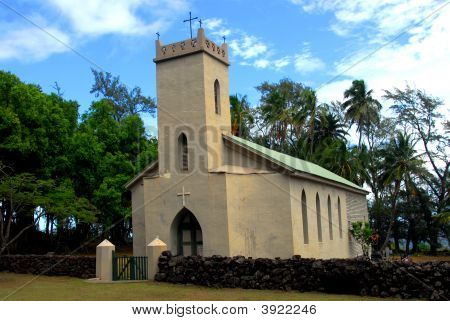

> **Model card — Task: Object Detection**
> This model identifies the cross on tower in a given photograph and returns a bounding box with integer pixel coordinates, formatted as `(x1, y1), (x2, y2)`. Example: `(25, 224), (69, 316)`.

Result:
(183, 11), (198, 39)
(177, 186), (191, 207)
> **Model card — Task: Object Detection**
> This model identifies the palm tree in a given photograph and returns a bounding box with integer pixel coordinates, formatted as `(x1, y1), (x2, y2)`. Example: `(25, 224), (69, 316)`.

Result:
(230, 94), (254, 138)
(314, 111), (348, 144)
(342, 80), (382, 149)
(379, 132), (425, 252)
(315, 140), (367, 185)
(300, 89), (320, 156)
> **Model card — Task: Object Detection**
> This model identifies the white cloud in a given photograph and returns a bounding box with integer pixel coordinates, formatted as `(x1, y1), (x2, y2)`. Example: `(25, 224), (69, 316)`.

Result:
(273, 56), (290, 70)
(294, 46), (325, 74)
(0, 22), (70, 61)
(47, 0), (188, 36)
(229, 35), (268, 60)
(0, 0), (189, 62)
(290, 0), (450, 112)
(203, 18), (231, 37)
(290, 0), (443, 42)
(254, 59), (270, 69)
(204, 17), (293, 71)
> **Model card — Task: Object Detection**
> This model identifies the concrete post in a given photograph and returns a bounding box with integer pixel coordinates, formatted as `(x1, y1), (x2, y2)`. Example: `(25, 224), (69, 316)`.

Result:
(146, 237), (167, 280)
(96, 239), (115, 281)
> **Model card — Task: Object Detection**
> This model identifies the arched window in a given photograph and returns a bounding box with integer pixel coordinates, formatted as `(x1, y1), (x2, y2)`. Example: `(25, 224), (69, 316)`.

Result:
(214, 79), (221, 114)
(338, 197), (343, 239)
(301, 190), (309, 244)
(316, 193), (322, 242)
(327, 195), (333, 240)
(178, 133), (188, 171)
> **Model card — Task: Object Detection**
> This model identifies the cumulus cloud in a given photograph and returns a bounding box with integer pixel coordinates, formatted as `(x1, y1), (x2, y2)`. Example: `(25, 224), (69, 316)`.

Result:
(0, 0), (189, 62)
(0, 20), (70, 61)
(204, 17), (296, 71)
(294, 45), (325, 74)
(47, 0), (188, 36)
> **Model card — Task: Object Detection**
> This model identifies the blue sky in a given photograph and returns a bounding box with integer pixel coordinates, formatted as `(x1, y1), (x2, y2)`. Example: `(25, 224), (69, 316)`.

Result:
(1, 0), (449, 133)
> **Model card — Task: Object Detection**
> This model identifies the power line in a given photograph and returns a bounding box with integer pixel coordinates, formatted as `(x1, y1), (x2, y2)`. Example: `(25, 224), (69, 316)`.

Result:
(0, 0), (106, 72)
(316, 1), (450, 92)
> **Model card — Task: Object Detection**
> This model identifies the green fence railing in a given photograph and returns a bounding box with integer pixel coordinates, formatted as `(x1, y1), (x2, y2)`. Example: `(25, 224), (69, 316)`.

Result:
(112, 252), (148, 281)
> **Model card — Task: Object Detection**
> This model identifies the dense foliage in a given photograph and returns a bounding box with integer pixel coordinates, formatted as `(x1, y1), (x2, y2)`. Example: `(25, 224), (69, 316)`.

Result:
(0, 70), (157, 254)
(1, 70), (448, 255)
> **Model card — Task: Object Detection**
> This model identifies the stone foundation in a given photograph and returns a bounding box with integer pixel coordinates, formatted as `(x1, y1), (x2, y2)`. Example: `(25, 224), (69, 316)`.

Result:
(155, 251), (449, 300)
(0, 255), (95, 279)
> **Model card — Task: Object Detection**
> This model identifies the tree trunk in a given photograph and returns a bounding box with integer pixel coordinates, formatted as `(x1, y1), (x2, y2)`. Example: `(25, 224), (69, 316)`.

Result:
(393, 221), (400, 253)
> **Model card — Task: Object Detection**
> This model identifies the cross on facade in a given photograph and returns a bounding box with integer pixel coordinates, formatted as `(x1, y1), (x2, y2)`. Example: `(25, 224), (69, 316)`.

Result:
(183, 11), (198, 39)
(156, 32), (160, 40)
(198, 18), (202, 28)
(177, 186), (191, 207)
(222, 35), (226, 43)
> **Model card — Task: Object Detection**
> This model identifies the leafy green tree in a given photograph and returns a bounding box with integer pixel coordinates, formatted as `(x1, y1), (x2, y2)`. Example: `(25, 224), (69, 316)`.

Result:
(255, 79), (307, 153)
(384, 86), (449, 253)
(90, 69), (156, 121)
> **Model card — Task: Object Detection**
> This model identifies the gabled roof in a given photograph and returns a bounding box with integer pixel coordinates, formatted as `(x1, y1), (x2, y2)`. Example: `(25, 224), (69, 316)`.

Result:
(124, 161), (158, 189)
(223, 134), (367, 194)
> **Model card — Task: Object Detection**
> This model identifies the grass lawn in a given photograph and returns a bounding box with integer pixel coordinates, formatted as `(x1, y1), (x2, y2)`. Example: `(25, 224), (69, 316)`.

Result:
(0, 272), (385, 301)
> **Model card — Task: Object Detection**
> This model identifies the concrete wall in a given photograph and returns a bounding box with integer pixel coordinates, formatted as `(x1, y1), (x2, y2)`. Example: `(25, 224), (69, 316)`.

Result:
(131, 180), (146, 257)
(143, 173), (230, 257)
(226, 173), (293, 258)
(289, 176), (350, 259)
(346, 191), (369, 257)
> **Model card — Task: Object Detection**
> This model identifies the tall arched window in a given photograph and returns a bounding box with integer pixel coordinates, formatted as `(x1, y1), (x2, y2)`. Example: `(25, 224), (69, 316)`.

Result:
(327, 195), (333, 240)
(214, 79), (221, 114)
(316, 193), (322, 242)
(338, 197), (343, 239)
(178, 133), (188, 171)
(301, 190), (309, 244)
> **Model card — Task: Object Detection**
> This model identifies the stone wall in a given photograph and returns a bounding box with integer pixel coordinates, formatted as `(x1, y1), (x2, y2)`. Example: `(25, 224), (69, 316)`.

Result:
(0, 255), (95, 279)
(155, 251), (449, 300)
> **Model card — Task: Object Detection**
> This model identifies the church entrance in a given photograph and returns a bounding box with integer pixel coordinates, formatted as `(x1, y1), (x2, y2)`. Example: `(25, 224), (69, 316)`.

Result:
(172, 208), (203, 256)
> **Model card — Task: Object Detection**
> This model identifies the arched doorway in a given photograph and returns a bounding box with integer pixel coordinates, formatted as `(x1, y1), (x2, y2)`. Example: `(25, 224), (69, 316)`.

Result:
(171, 208), (203, 256)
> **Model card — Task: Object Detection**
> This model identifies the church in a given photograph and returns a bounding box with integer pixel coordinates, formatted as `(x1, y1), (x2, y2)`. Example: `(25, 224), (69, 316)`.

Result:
(126, 27), (369, 259)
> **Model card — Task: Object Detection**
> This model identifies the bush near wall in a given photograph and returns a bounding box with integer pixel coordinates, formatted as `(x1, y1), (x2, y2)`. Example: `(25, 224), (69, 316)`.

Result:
(0, 255), (96, 279)
(155, 251), (449, 300)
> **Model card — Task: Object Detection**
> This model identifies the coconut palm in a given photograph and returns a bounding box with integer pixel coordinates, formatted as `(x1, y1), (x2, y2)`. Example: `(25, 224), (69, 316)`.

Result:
(342, 80), (382, 149)
(379, 132), (425, 252)
(230, 94), (254, 138)
(314, 111), (348, 144)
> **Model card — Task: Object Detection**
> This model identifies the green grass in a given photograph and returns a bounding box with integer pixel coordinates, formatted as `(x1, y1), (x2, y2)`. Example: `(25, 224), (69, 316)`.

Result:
(0, 272), (386, 301)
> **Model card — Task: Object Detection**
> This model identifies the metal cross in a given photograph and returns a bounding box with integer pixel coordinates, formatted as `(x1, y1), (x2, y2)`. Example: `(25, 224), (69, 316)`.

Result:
(198, 18), (202, 28)
(222, 35), (226, 43)
(183, 11), (198, 39)
(156, 32), (160, 40)
(177, 186), (191, 207)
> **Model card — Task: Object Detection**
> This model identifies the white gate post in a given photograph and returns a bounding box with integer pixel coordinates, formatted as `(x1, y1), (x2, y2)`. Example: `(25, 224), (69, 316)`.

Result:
(96, 239), (115, 281)
(146, 237), (167, 280)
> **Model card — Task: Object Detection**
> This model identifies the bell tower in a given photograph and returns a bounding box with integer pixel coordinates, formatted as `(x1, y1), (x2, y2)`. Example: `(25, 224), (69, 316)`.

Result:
(154, 28), (231, 175)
